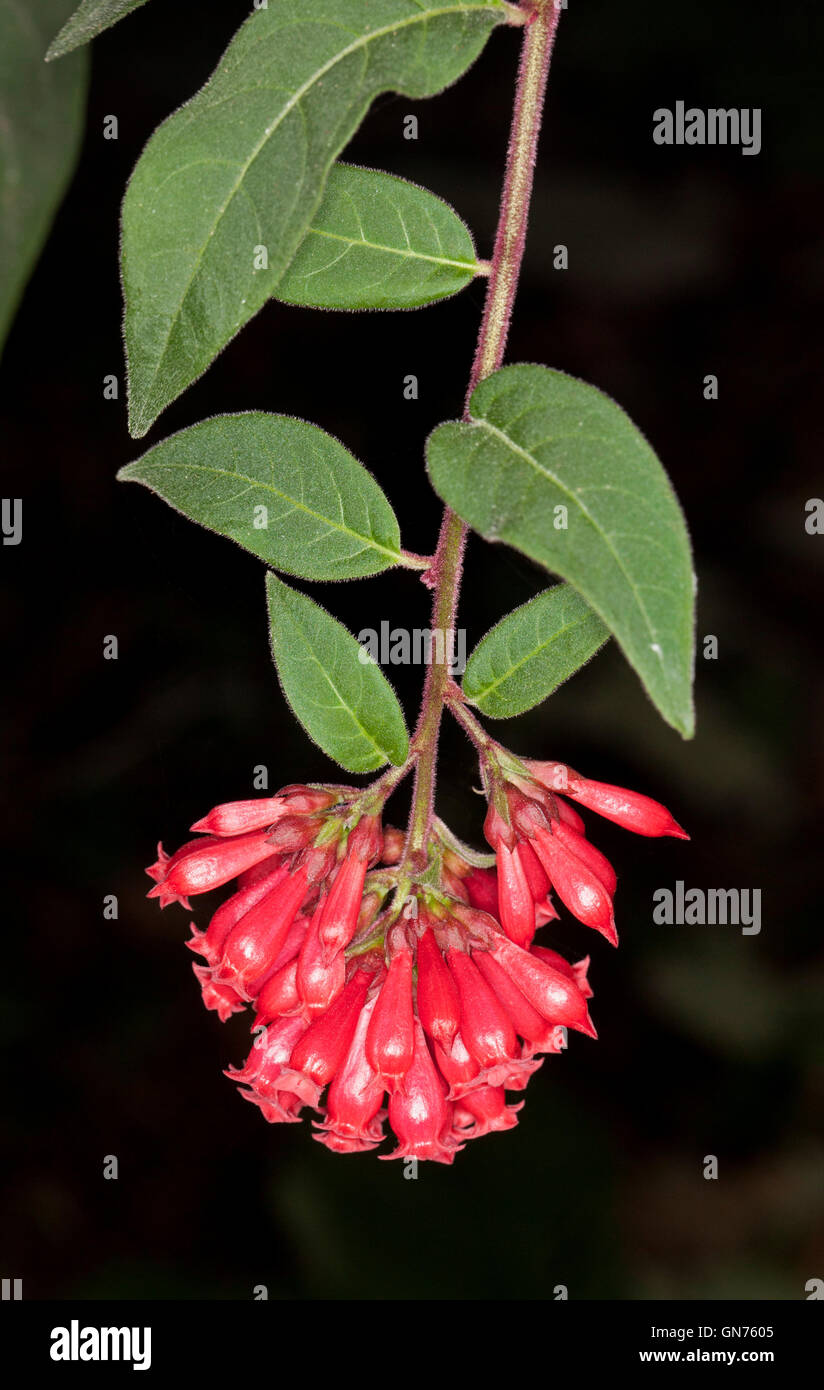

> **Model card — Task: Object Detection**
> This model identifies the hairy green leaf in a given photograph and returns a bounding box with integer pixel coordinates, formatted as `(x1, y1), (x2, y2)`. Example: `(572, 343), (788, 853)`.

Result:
(428, 364), (695, 736)
(462, 584), (609, 718)
(122, 0), (508, 437)
(266, 574), (409, 772)
(46, 0), (150, 60)
(117, 412), (404, 581)
(277, 163), (481, 310)
(0, 0), (88, 353)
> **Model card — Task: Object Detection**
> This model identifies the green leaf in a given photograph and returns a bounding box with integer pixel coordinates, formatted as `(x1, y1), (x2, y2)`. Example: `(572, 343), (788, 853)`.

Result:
(266, 574), (409, 773)
(0, 0), (88, 354)
(276, 162), (481, 311)
(117, 412), (404, 581)
(462, 584), (609, 719)
(122, 0), (508, 437)
(46, 0), (150, 60)
(427, 364), (696, 736)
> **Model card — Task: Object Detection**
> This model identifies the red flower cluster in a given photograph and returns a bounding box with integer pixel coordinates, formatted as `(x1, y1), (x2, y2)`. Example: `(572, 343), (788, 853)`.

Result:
(146, 761), (685, 1161)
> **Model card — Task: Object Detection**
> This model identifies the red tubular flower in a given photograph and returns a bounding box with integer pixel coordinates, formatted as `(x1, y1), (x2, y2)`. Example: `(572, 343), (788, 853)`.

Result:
(526, 761), (688, 839)
(466, 921), (596, 1038)
(190, 796), (287, 837)
(528, 821), (617, 945)
(185, 863), (289, 966)
(446, 948), (520, 1079)
(280, 969), (372, 1108)
(216, 863), (309, 998)
(473, 948), (566, 1055)
(190, 787), (335, 837)
(382, 1021), (463, 1165)
(295, 896), (346, 1015)
(146, 837), (221, 909)
(148, 829), (277, 903)
(226, 1013), (308, 1116)
(452, 1086), (523, 1139)
(316, 817), (381, 954)
(365, 931), (415, 1089)
(254, 956), (301, 1024)
(314, 995), (387, 1153)
(495, 841), (537, 947)
(416, 926), (461, 1050)
(552, 819), (618, 895)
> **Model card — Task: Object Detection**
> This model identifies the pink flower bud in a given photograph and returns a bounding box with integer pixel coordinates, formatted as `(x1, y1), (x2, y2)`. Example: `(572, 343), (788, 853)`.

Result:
(527, 761), (688, 838)
(147, 830), (277, 902)
(217, 863), (309, 997)
(496, 842), (536, 947)
(481, 932), (596, 1037)
(283, 970), (372, 1108)
(529, 823), (617, 945)
(380, 826), (405, 865)
(416, 928), (461, 1049)
(365, 936), (415, 1088)
(446, 948), (519, 1075)
(314, 995), (387, 1153)
(382, 1021), (463, 1164)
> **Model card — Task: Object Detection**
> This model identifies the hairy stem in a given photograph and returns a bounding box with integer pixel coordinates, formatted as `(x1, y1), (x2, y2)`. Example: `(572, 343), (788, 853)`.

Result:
(402, 0), (562, 871)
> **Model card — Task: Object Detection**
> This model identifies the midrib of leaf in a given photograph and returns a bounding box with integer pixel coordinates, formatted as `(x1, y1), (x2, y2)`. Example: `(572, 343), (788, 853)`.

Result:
(288, 621), (393, 764)
(143, 3), (502, 395)
(468, 614), (598, 700)
(468, 414), (674, 692)
(300, 224), (479, 271)
(144, 459), (403, 563)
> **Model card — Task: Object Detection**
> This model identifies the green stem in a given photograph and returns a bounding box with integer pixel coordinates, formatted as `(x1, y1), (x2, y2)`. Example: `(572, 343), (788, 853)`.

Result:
(401, 0), (562, 872)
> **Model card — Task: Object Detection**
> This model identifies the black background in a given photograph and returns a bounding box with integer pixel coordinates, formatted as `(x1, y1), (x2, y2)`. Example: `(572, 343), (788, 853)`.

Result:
(2, 0), (822, 1299)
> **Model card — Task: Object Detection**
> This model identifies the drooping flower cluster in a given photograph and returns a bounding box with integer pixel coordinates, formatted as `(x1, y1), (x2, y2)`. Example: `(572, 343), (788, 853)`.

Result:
(146, 757), (686, 1161)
